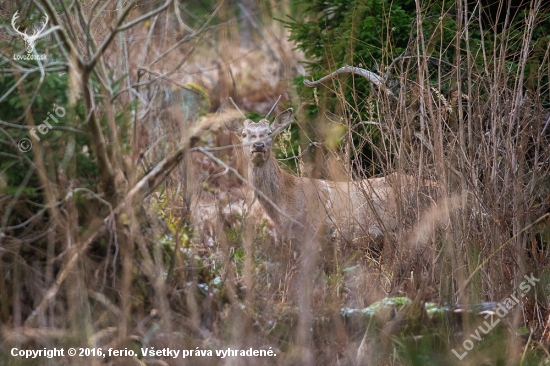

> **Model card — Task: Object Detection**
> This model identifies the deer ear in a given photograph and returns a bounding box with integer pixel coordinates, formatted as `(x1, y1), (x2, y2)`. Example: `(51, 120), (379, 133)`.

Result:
(224, 117), (244, 135)
(271, 108), (293, 134)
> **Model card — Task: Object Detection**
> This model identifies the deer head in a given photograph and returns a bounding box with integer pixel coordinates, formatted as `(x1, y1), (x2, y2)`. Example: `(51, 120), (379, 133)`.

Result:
(226, 108), (293, 166)
(11, 11), (49, 53)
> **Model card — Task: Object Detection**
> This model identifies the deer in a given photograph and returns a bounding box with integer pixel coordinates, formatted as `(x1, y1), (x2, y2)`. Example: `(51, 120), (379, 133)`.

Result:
(225, 104), (428, 252)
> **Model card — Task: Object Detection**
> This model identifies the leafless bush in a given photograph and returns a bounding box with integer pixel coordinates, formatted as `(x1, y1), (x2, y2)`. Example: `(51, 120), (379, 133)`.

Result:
(1, 0), (549, 365)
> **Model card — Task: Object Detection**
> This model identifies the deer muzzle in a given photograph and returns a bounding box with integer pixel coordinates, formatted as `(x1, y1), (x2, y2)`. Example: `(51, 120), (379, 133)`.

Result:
(252, 142), (266, 152)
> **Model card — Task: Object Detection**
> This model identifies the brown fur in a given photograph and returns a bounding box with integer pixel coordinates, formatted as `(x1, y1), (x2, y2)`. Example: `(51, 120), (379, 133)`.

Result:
(226, 108), (421, 246)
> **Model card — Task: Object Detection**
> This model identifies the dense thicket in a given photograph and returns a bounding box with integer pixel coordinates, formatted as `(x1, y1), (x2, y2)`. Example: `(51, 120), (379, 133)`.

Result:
(1, 1), (550, 365)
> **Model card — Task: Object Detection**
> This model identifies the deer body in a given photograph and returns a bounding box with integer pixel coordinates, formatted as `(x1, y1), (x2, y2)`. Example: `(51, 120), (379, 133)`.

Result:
(227, 108), (406, 244)
(250, 158), (401, 242)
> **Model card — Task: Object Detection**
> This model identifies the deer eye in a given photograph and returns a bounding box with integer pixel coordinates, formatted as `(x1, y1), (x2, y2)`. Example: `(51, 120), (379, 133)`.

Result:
(241, 133), (247, 137)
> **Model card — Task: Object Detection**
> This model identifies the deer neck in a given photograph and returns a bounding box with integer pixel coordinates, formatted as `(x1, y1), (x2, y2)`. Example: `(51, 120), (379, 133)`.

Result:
(249, 157), (298, 224)
(249, 157), (283, 199)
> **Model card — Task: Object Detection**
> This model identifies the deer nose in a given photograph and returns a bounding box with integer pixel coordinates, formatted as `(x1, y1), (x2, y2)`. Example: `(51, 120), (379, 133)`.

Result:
(253, 142), (265, 151)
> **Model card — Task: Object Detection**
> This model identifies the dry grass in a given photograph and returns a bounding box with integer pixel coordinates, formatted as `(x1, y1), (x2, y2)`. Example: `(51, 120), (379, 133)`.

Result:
(1, 0), (550, 365)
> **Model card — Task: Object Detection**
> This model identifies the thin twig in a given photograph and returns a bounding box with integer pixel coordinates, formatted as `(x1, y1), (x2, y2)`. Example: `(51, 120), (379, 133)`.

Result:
(24, 117), (219, 327)
(455, 213), (550, 297)
(277, 142), (321, 161)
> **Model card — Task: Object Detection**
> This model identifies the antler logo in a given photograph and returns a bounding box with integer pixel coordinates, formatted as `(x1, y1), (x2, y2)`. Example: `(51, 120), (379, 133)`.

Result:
(11, 11), (49, 53)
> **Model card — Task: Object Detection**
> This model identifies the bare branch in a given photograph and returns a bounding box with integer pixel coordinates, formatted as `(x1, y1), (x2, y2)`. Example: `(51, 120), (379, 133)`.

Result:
(304, 65), (395, 99)
(87, 0), (138, 71)
(24, 116), (222, 326)
(118, 0), (172, 32)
